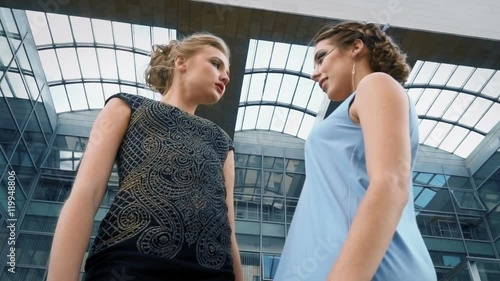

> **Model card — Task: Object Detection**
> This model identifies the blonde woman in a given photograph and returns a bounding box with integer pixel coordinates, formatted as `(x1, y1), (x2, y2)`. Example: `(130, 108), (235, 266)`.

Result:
(47, 33), (243, 281)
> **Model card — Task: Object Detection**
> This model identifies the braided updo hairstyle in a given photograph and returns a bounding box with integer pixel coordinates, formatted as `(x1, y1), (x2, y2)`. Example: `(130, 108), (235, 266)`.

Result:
(313, 21), (410, 83)
(145, 32), (230, 95)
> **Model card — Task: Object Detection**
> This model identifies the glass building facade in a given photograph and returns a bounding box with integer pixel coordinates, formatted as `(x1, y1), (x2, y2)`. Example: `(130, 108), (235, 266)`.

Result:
(0, 6), (499, 281)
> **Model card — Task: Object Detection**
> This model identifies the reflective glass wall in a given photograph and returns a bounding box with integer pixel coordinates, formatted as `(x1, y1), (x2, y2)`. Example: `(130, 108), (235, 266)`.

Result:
(0, 8), (55, 280)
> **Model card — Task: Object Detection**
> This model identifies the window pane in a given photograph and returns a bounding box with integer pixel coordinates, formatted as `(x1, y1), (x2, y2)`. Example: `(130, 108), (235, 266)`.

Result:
(413, 185), (454, 212)
(16, 234), (53, 265)
(452, 190), (485, 210)
(97, 49), (118, 80)
(116, 50), (136, 82)
(263, 254), (281, 280)
(27, 11), (52, 45)
(113, 22), (132, 47)
(0, 35), (13, 66)
(285, 173), (304, 198)
(57, 48), (81, 80)
(92, 19), (113, 45)
(70, 16), (93, 43)
(262, 197), (284, 223)
(133, 24), (151, 51)
(459, 216), (490, 241)
(447, 175), (473, 189)
(77, 48), (100, 79)
(417, 212), (460, 238)
(47, 13), (73, 44)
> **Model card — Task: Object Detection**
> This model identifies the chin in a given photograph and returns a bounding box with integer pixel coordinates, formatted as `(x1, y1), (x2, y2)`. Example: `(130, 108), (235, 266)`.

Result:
(327, 88), (351, 102)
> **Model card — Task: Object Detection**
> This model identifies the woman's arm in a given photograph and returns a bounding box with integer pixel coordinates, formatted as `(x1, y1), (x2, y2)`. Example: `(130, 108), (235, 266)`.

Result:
(223, 150), (244, 281)
(327, 73), (411, 281)
(47, 98), (131, 281)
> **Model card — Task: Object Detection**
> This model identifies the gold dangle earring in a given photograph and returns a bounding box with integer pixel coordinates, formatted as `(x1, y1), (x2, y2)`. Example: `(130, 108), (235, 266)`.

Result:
(351, 61), (356, 92)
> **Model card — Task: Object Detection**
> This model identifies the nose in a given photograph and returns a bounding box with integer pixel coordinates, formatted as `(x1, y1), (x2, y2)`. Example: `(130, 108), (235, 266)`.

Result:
(220, 72), (230, 85)
(311, 67), (320, 82)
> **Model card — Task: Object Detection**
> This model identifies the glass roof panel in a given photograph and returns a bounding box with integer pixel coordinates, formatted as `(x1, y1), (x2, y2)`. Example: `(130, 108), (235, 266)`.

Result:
(292, 78), (313, 109)
(120, 85), (138, 96)
(27, 11), (171, 113)
(476, 103), (500, 132)
(84, 83), (104, 109)
(262, 73), (282, 102)
(245, 39), (257, 69)
(66, 83), (87, 111)
(7, 72), (29, 99)
(269, 42), (290, 69)
(26, 12), (52, 45)
(418, 119), (437, 143)
(238, 39), (339, 139)
(152, 27), (174, 46)
(235, 107), (244, 131)
(77, 48), (100, 79)
(413, 61), (439, 84)
(424, 122), (453, 147)
(56, 48), (81, 80)
(459, 98), (492, 127)
(308, 85), (326, 113)
(135, 53), (150, 84)
(429, 63), (455, 85)
(286, 45), (308, 72)
(50, 85), (70, 112)
(256, 106), (274, 130)
(97, 49), (118, 80)
(277, 75), (298, 104)
(92, 19), (113, 45)
(70, 16), (93, 43)
(407, 60), (499, 158)
(442, 93), (474, 122)
(47, 13), (72, 44)
(242, 106), (259, 130)
(102, 83), (120, 100)
(116, 50), (136, 82)
(464, 68), (495, 92)
(298, 114), (316, 140)
(455, 132), (484, 158)
(446, 65), (474, 88)
(247, 73), (266, 102)
(239, 75), (251, 103)
(439, 126), (468, 153)
(283, 110), (303, 136)
(270, 107), (288, 132)
(253, 41), (273, 69)
(133, 24), (151, 52)
(415, 88), (440, 115)
(426, 90), (457, 118)
(38, 49), (61, 81)
(112, 22), (132, 47)
(482, 71), (500, 99)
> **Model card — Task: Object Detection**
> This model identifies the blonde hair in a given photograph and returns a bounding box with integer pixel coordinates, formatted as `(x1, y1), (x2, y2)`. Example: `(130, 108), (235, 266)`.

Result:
(313, 21), (410, 83)
(145, 33), (230, 94)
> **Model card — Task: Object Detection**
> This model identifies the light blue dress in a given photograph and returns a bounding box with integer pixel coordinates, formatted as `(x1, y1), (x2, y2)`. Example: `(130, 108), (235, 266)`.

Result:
(274, 93), (437, 281)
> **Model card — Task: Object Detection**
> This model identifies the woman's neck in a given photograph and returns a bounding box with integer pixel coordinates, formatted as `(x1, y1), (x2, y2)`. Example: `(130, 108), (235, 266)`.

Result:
(161, 85), (197, 115)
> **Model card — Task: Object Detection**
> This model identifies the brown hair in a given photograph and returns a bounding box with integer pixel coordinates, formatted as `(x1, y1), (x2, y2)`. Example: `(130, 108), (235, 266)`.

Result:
(313, 21), (410, 83)
(145, 32), (230, 94)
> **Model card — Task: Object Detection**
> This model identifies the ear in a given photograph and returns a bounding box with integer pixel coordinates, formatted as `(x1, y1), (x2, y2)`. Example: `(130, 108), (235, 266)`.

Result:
(174, 56), (187, 72)
(351, 38), (365, 58)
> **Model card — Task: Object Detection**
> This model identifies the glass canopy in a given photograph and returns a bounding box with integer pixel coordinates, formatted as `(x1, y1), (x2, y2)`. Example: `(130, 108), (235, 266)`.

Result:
(405, 60), (499, 158)
(26, 11), (173, 113)
(235, 39), (327, 140)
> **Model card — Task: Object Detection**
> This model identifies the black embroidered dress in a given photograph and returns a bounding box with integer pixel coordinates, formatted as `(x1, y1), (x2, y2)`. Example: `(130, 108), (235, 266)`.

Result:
(84, 93), (235, 281)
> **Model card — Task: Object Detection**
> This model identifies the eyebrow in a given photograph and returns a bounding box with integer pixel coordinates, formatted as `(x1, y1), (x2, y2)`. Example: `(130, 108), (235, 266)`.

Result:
(313, 50), (326, 63)
(211, 56), (230, 76)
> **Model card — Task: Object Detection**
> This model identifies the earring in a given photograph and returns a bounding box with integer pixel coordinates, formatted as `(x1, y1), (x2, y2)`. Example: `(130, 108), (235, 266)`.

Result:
(351, 61), (356, 75)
